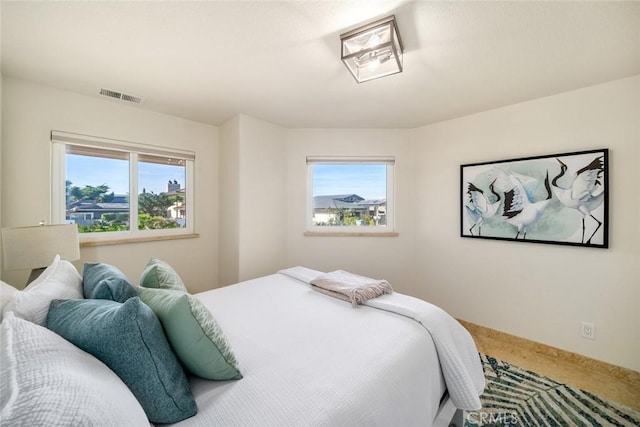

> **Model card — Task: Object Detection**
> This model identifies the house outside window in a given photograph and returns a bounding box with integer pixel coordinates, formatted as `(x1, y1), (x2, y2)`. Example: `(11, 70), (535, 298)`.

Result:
(51, 131), (195, 243)
(312, 194), (387, 226)
(306, 156), (395, 235)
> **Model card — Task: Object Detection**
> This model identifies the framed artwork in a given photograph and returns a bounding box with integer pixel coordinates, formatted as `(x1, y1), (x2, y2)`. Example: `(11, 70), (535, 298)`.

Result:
(460, 148), (608, 248)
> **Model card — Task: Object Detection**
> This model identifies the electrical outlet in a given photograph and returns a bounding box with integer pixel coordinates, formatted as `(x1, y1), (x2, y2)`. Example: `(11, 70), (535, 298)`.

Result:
(581, 322), (595, 340)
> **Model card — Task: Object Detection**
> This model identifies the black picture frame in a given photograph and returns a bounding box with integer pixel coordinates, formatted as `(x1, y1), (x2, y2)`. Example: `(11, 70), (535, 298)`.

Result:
(460, 148), (608, 248)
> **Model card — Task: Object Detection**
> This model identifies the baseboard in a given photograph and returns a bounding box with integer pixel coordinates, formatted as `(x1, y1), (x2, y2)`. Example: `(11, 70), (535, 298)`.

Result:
(457, 318), (640, 409)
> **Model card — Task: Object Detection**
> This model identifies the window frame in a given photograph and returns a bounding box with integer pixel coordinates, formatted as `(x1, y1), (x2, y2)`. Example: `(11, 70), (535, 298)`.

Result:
(51, 131), (195, 244)
(305, 156), (396, 236)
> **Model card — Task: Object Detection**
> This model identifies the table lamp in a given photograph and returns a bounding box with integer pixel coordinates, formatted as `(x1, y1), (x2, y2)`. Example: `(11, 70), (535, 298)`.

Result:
(1, 223), (80, 285)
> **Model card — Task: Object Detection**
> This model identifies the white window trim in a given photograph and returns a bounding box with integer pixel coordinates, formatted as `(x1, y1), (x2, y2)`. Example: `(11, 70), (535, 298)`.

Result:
(306, 156), (396, 236)
(51, 131), (195, 244)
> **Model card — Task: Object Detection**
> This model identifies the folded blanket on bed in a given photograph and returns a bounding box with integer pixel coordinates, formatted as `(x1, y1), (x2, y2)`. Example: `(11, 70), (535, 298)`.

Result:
(310, 270), (393, 307)
(279, 266), (485, 411)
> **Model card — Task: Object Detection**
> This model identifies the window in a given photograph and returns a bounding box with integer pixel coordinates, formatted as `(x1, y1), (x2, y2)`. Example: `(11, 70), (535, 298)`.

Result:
(52, 131), (195, 243)
(306, 156), (395, 235)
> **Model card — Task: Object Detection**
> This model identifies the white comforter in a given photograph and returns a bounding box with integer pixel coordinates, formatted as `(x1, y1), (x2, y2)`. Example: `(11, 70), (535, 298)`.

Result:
(170, 269), (480, 426)
(280, 266), (485, 411)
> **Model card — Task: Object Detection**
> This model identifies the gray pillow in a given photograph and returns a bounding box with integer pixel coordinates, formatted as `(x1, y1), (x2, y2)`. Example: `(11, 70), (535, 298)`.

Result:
(83, 262), (137, 302)
(46, 297), (197, 424)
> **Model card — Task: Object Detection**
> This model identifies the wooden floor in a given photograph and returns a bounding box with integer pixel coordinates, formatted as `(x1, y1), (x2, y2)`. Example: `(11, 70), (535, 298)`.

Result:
(458, 320), (640, 411)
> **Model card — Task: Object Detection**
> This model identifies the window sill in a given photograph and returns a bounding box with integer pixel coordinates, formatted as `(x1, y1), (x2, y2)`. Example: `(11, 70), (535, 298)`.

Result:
(304, 231), (399, 237)
(80, 233), (199, 247)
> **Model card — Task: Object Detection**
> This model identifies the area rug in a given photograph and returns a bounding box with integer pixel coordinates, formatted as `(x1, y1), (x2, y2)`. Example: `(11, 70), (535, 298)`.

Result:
(459, 354), (640, 426)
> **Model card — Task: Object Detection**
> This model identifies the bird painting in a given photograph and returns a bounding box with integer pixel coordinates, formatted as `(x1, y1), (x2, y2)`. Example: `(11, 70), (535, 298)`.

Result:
(465, 179), (501, 236)
(551, 156), (605, 244)
(492, 169), (553, 240)
(461, 149), (607, 247)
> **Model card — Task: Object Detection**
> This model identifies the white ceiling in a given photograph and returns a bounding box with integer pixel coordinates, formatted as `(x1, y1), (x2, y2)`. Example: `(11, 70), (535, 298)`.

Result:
(1, 1), (639, 129)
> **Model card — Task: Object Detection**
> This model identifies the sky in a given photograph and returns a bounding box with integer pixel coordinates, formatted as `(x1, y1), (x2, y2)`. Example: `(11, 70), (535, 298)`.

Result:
(312, 164), (387, 199)
(66, 154), (185, 195)
(67, 155), (387, 199)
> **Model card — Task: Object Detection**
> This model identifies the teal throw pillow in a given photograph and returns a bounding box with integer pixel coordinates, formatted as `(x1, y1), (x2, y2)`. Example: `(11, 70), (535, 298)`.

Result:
(46, 297), (197, 424)
(137, 287), (242, 380)
(140, 258), (188, 292)
(83, 262), (137, 302)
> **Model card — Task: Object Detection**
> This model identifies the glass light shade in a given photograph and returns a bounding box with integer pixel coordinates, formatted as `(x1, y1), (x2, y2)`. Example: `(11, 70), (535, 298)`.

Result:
(1, 224), (80, 270)
(341, 15), (403, 83)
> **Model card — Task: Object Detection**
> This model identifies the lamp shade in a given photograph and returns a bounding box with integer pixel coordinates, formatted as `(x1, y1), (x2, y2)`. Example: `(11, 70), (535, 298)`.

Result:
(1, 224), (80, 270)
(340, 15), (403, 83)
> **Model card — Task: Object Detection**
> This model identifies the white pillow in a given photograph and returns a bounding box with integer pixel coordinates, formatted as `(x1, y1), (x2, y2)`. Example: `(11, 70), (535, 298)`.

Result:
(0, 281), (18, 323)
(2, 255), (82, 326)
(0, 312), (149, 425)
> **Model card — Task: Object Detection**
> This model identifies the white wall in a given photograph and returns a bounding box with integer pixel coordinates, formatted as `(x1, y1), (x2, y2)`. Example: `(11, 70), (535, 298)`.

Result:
(0, 75), (2, 275)
(219, 114), (287, 284)
(219, 116), (241, 285)
(1, 78), (219, 293)
(237, 115), (287, 281)
(413, 76), (639, 371)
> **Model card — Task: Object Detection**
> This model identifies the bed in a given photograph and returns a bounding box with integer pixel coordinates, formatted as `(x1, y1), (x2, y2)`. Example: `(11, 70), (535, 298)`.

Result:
(0, 258), (484, 427)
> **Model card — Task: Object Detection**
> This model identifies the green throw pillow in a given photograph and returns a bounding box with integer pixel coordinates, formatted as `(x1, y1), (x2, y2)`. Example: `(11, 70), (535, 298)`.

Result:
(46, 297), (197, 424)
(137, 287), (242, 380)
(140, 258), (188, 292)
(83, 262), (137, 302)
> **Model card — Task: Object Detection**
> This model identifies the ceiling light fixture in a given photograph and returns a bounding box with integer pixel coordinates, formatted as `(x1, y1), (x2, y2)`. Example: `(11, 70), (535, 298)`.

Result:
(340, 15), (403, 83)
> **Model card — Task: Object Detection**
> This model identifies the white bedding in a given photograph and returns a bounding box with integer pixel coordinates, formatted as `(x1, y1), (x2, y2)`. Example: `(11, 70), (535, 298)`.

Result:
(281, 267), (484, 410)
(169, 270), (478, 427)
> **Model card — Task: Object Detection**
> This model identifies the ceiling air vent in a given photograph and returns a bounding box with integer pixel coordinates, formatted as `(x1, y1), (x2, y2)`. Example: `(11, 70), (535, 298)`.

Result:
(99, 88), (143, 104)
